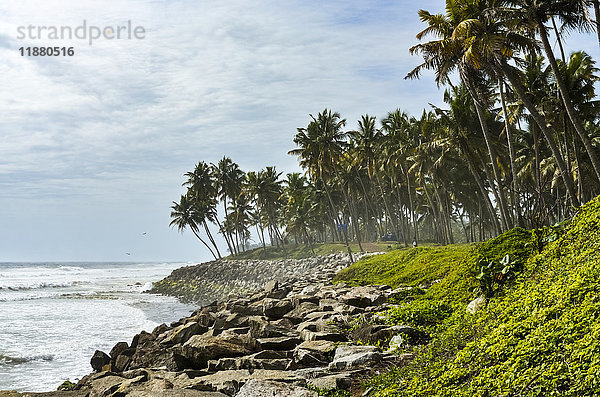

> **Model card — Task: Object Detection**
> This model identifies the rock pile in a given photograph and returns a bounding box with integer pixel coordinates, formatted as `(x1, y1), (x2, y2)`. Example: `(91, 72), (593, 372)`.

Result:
(72, 254), (426, 396)
(148, 253), (375, 305)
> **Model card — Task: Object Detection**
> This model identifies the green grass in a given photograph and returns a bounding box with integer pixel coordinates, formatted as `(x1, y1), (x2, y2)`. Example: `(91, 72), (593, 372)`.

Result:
(334, 197), (600, 396)
(228, 242), (394, 260)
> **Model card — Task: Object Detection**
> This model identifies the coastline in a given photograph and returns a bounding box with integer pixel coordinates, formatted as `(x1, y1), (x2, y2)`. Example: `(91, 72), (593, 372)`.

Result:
(3, 252), (417, 396)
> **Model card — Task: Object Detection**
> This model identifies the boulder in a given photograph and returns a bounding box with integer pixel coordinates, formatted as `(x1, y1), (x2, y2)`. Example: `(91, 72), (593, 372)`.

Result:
(300, 330), (348, 343)
(264, 280), (279, 292)
(249, 317), (297, 339)
(328, 351), (382, 371)
(284, 302), (320, 323)
(90, 350), (111, 372)
(257, 336), (302, 351)
(262, 298), (294, 319)
(169, 321), (209, 345)
(467, 296), (486, 314)
(109, 342), (129, 359)
(294, 340), (336, 363)
(179, 333), (258, 368)
(307, 373), (353, 390)
(235, 379), (317, 397)
(340, 287), (387, 308)
(188, 369), (307, 396)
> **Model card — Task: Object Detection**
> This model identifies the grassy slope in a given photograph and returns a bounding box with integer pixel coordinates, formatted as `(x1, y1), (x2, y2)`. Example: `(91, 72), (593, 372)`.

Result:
(229, 242), (395, 260)
(334, 197), (600, 396)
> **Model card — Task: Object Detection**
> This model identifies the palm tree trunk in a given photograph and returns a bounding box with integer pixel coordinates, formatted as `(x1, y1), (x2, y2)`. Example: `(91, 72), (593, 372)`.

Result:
(499, 80), (523, 227)
(191, 227), (218, 260)
(222, 200), (237, 255)
(203, 221), (222, 259)
(550, 16), (566, 62)
(405, 170), (418, 241)
(320, 174), (353, 262)
(472, 99), (512, 231)
(538, 23), (600, 185)
(375, 174), (400, 242)
(348, 194), (364, 252)
(594, 0), (600, 49)
(458, 139), (502, 236)
(215, 218), (235, 256)
(500, 63), (580, 206)
(423, 179), (445, 245)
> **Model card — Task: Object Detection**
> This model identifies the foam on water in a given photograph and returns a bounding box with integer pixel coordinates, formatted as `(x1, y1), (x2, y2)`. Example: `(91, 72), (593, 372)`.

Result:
(0, 262), (196, 392)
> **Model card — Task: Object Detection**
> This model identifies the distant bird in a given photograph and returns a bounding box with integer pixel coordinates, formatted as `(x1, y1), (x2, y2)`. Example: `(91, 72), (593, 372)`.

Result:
(125, 252), (131, 256)
(142, 232), (147, 236)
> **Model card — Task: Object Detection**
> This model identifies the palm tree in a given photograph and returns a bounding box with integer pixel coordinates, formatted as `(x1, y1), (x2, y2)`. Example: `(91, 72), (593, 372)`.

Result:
(290, 109), (354, 261)
(501, 0), (600, 183)
(182, 161), (222, 258)
(212, 157), (245, 255)
(169, 194), (219, 260)
(408, 0), (579, 207)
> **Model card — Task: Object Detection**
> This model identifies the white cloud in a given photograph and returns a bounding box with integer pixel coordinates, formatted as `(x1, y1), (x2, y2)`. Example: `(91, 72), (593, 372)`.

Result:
(1, 0), (593, 261)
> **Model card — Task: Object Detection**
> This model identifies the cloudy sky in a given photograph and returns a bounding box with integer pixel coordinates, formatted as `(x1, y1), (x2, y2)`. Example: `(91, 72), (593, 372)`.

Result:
(0, 1), (597, 262)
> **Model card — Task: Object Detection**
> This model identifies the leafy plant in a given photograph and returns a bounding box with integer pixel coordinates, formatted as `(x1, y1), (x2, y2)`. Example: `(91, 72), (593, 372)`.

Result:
(474, 253), (520, 298)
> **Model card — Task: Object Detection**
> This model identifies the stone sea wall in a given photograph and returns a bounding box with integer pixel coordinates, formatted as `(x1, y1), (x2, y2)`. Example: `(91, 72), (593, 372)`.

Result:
(149, 253), (373, 305)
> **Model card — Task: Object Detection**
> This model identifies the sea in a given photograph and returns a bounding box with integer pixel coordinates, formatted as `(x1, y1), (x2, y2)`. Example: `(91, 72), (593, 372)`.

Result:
(0, 262), (197, 392)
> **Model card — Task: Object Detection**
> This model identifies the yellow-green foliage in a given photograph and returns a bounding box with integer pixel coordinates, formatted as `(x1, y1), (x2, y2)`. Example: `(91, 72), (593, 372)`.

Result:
(230, 242), (392, 260)
(356, 197), (600, 396)
(334, 244), (475, 307)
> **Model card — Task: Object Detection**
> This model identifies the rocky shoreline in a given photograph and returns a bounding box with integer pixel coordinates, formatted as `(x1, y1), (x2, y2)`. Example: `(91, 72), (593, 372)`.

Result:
(4, 253), (428, 397)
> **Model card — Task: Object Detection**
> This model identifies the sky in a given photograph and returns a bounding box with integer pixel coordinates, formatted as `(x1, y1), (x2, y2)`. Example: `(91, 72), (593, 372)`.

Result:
(0, 1), (597, 262)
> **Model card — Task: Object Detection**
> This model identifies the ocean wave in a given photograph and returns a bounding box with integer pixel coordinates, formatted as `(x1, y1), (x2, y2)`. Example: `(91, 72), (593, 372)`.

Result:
(0, 281), (82, 291)
(0, 354), (54, 365)
(56, 266), (84, 272)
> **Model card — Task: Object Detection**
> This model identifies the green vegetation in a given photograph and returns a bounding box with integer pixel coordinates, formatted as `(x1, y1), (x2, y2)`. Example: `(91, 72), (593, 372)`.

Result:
(57, 380), (77, 391)
(230, 242), (392, 260)
(307, 385), (352, 397)
(333, 196), (600, 396)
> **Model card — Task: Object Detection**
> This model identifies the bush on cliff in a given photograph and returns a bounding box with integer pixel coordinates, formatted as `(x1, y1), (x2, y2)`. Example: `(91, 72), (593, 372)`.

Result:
(335, 197), (600, 396)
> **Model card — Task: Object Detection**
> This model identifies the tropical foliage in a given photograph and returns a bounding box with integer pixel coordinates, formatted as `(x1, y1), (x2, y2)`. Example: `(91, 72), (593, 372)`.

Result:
(171, 0), (600, 262)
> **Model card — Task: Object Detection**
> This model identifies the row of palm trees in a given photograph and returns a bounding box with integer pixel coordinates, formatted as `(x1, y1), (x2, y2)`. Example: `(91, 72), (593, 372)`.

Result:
(171, 0), (600, 258)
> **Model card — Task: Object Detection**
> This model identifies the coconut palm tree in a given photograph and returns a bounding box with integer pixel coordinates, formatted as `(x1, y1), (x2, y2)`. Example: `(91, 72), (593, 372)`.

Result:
(290, 109), (354, 261)
(169, 194), (219, 260)
(212, 157), (245, 255)
(500, 0), (600, 183)
(408, 0), (580, 207)
(182, 161), (222, 258)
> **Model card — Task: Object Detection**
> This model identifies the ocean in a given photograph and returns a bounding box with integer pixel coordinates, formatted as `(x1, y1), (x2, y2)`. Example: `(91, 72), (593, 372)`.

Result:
(0, 262), (197, 392)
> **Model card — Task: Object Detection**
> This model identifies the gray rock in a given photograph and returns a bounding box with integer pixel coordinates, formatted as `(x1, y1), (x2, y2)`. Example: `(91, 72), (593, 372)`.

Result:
(180, 333), (258, 368)
(169, 321), (209, 345)
(262, 298), (294, 319)
(90, 350), (111, 372)
(467, 296), (486, 314)
(328, 351), (382, 371)
(235, 379), (318, 397)
(257, 336), (302, 351)
(109, 342), (129, 359)
(264, 280), (279, 292)
(307, 373), (353, 390)
(300, 330), (348, 343)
